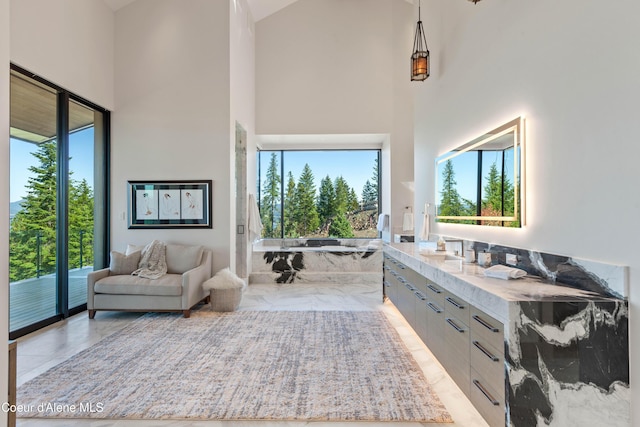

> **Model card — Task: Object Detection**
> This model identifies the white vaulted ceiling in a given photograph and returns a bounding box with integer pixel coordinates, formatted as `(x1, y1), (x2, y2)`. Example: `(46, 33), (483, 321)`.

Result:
(104, 0), (414, 22)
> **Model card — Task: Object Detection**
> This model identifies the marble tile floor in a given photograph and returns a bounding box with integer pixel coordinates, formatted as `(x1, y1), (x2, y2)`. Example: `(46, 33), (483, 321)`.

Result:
(15, 282), (488, 427)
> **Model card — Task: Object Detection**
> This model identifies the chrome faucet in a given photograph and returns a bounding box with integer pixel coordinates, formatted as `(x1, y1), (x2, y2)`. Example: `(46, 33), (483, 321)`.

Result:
(444, 239), (464, 257)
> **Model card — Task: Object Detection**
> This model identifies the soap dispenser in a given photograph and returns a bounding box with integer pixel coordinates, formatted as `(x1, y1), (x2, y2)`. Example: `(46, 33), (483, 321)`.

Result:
(437, 236), (446, 252)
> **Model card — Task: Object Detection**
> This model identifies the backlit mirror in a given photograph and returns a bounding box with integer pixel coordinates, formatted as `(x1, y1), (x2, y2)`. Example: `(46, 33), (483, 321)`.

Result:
(435, 117), (525, 227)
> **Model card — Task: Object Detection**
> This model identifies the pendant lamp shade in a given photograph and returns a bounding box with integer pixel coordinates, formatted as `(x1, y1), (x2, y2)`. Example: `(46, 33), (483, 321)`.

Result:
(411, 2), (430, 81)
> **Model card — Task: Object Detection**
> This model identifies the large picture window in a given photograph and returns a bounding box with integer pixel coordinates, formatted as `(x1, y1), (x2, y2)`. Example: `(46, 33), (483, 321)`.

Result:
(258, 150), (380, 239)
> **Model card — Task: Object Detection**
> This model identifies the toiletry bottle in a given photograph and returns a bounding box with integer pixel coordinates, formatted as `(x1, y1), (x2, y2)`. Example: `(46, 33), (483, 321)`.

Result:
(437, 236), (446, 251)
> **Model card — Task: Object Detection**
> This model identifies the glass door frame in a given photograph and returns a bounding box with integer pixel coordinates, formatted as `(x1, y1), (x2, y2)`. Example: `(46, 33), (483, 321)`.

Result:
(9, 63), (110, 339)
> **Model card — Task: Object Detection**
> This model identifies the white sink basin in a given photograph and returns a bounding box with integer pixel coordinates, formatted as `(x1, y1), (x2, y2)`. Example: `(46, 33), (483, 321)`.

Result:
(419, 249), (462, 261)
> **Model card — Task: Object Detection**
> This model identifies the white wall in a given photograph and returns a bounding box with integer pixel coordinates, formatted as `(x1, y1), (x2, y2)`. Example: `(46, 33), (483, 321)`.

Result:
(256, 0), (394, 135)
(230, 0), (256, 272)
(1, 0), (10, 421)
(414, 0), (640, 420)
(255, 0), (414, 236)
(10, 0), (115, 109)
(112, 0), (232, 271)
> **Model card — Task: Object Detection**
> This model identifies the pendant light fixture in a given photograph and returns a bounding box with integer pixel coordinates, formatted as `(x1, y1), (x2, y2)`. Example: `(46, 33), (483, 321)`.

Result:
(410, 0), (429, 81)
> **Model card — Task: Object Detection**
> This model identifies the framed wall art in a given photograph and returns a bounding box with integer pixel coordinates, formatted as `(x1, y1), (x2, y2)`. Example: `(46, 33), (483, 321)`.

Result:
(128, 180), (212, 229)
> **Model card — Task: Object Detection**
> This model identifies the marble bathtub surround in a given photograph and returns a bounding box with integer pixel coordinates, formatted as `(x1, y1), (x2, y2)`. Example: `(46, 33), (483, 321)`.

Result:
(385, 242), (630, 427)
(250, 239), (383, 288)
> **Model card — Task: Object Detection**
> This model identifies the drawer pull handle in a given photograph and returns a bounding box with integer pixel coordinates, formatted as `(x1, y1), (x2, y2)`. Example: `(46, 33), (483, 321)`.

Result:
(414, 291), (426, 301)
(446, 318), (465, 333)
(473, 315), (499, 333)
(404, 282), (415, 291)
(473, 341), (499, 362)
(427, 284), (442, 294)
(446, 297), (465, 310)
(397, 264), (406, 269)
(473, 379), (499, 406)
(427, 302), (442, 313)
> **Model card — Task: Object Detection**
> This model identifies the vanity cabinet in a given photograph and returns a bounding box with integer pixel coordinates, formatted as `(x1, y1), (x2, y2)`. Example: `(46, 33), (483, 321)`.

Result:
(469, 307), (505, 427)
(384, 243), (630, 427)
(383, 253), (506, 427)
(442, 290), (471, 396)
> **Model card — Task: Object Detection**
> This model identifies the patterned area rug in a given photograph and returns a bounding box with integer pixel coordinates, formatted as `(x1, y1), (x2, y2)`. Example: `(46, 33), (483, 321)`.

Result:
(18, 310), (452, 422)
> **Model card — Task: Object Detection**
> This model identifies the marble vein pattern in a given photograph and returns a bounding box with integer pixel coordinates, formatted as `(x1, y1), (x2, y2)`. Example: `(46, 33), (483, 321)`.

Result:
(471, 241), (628, 299)
(506, 300), (630, 427)
(250, 248), (382, 286)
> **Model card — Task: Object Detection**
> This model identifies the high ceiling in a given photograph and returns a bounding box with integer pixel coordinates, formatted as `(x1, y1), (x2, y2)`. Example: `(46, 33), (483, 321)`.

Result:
(102, 0), (299, 21)
(103, 0), (414, 22)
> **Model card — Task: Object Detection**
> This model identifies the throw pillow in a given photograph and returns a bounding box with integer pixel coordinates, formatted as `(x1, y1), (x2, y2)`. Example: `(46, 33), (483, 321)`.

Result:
(109, 250), (141, 275)
(126, 244), (145, 256)
(165, 244), (204, 274)
(203, 267), (246, 290)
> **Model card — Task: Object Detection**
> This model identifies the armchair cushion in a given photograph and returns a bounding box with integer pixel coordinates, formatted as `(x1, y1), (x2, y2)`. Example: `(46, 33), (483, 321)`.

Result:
(166, 244), (203, 274)
(109, 250), (141, 275)
(94, 274), (183, 296)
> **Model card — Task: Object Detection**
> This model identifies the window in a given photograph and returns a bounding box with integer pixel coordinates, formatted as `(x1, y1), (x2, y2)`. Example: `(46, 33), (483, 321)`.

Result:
(257, 150), (380, 239)
(9, 65), (110, 338)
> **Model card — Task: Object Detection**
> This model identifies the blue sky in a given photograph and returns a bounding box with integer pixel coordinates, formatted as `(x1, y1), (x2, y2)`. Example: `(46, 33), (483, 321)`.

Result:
(259, 150), (378, 199)
(10, 128), (95, 203)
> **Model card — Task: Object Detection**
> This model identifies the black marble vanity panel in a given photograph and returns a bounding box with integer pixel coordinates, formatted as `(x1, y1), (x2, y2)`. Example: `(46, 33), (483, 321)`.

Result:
(469, 241), (624, 298)
(506, 300), (629, 426)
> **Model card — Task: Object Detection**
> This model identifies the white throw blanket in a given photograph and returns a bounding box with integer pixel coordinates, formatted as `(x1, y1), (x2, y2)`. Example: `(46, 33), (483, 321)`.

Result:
(132, 240), (167, 279)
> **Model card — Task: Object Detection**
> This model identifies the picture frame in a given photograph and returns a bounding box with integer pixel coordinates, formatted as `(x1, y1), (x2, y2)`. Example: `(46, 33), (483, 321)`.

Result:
(128, 180), (212, 229)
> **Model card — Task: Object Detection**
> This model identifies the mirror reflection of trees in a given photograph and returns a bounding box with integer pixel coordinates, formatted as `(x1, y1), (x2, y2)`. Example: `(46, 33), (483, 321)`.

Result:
(438, 155), (519, 227)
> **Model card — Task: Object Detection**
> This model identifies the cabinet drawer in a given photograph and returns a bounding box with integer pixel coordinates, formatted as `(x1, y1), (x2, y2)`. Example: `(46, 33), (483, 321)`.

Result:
(443, 349), (470, 396)
(470, 306), (504, 353)
(470, 368), (506, 427)
(444, 292), (470, 325)
(402, 267), (425, 290)
(470, 332), (505, 399)
(425, 300), (444, 356)
(424, 280), (445, 305)
(444, 316), (470, 359)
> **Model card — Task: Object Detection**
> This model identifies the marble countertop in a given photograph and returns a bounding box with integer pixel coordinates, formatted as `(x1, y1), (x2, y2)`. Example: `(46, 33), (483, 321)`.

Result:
(384, 243), (618, 323)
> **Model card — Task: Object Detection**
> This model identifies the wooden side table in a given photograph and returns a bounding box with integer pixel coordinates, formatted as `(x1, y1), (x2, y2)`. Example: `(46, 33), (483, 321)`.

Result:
(8, 341), (16, 427)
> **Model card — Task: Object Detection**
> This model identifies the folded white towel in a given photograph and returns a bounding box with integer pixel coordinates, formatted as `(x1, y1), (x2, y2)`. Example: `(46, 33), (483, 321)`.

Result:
(483, 265), (527, 280)
(402, 212), (414, 231)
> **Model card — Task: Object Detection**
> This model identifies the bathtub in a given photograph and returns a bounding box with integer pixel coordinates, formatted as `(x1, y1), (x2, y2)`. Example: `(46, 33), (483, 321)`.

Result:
(250, 239), (383, 286)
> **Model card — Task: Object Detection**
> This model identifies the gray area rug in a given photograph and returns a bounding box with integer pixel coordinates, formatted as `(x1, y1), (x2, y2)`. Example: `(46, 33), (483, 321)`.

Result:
(18, 310), (452, 422)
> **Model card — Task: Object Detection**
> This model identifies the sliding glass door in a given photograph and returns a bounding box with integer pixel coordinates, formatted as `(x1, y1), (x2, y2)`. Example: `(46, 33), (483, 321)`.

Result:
(9, 66), (109, 338)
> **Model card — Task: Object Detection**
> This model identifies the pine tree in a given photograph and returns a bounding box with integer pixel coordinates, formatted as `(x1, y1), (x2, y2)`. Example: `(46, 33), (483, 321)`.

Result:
(260, 153), (281, 238)
(371, 156), (379, 198)
(283, 172), (297, 237)
(9, 141), (58, 281)
(361, 179), (377, 210)
(482, 162), (503, 216)
(317, 175), (336, 227)
(347, 188), (359, 213)
(334, 176), (350, 214)
(293, 164), (320, 236)
(438, 159), (465, 221)
(68, 178), (94, 269)
(328, 211), (354, 238)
